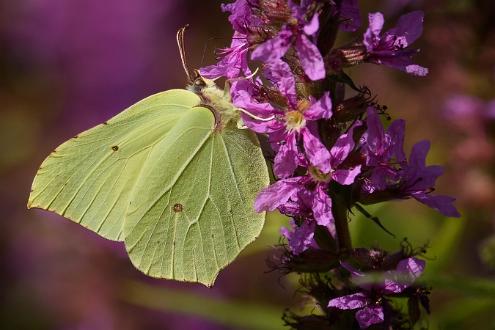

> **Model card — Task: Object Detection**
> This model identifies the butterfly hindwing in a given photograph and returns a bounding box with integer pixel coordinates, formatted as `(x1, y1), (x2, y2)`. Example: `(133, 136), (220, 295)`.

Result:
(124, 110), (269, 286)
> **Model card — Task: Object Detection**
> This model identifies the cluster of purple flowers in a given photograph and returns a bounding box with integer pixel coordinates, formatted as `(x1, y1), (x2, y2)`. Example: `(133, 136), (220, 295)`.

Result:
(202, 1), (459, 328)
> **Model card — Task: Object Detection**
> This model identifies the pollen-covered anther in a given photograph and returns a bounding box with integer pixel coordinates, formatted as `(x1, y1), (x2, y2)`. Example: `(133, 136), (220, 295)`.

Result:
(296, 99), (311, 112)
(285, 110), (306, 132)
(308, 166), (332, 183)
(287, 17), (299, 26)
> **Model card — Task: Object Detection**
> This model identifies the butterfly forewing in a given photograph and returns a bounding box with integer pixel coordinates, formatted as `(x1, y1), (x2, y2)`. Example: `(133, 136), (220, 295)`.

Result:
(28, 89), (202, 241)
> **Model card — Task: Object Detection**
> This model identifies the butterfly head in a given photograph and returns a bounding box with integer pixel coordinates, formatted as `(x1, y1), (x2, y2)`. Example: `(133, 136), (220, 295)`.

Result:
(187, 70), (217, 94)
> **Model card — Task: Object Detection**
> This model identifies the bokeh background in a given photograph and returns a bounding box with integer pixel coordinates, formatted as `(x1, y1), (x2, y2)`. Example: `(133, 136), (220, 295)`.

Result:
(1, 0), (495, 329)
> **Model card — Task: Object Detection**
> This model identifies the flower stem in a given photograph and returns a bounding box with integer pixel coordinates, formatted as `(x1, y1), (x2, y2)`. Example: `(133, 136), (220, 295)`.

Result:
(332, 194), (352, 252)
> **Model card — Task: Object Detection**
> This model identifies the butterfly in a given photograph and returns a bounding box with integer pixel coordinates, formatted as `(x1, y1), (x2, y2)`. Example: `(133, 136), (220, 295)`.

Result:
(27, 27), (270, 286)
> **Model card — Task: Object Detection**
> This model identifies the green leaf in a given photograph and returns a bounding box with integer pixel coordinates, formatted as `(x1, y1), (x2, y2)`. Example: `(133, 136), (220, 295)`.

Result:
(121, 281), (285, 330)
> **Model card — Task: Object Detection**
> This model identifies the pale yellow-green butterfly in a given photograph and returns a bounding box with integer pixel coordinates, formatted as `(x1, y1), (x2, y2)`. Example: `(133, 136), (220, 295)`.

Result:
(27, 27), (270, 286)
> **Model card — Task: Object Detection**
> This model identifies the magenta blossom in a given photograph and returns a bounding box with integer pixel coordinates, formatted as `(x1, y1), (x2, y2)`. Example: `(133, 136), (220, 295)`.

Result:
(360, 109), (460, 217)
(221, 0), (263, 33)
(397, 141), (460, 217)
(360, 107), (406, 193)
(362, 108), (406, 167)
(200, 0), (262, 79)
(251, 1), (325, 80)
(328, 257), (425, 328)
(363, 11), (428, 76)
(231, 60), (332, 178)
(254, 123), (362, 232)
(200, 32), (251, 79)
(254, 176), (336, 234)
(281, 219), (318, 255)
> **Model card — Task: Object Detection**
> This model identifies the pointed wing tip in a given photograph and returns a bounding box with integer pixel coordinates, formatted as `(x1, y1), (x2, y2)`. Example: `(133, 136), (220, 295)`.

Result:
(26, 198), (38, 210)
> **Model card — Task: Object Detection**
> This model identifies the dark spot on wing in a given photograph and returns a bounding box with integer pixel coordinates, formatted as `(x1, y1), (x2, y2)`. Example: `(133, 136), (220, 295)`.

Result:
(173, 203), (183, 213)
(111, 145), (119, 151)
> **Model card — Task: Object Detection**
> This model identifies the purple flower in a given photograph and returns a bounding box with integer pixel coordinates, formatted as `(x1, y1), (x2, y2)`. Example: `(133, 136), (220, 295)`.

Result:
(398, 141), (461, 217)
(281, 219), (317, 255)
(200, 0), (263, 79)
(363, 11), (428, 76)
(254, 176), (335, 231)
(251, 2), (325, 80)
(254, 122), (362, 232)
(232, 61), (333, 177)
(200, 32), (250, 79)
(360, 108), (406, 193)
(221, 0), (263, 34)
(359, 109), (460, 217)
(362, 108), (406, 166)
(328, 257), (425, 328)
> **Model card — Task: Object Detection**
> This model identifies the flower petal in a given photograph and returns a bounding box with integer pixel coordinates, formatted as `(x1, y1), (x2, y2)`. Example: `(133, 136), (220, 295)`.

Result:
(398, 257), (426, 279)
(384, 257), (426, 293)
(363, 12), (384, 51)
(413, 193), (461, 217)
(281, 219), (317, 255)
(387, 119), (406, 162)
(328, 293), (369, 310)
(295, 34), (325, 81)
(365, 107), (386, 161)
(355, 306), (385, 329)
(251, 29), (292, 63)
(386, 10), (424, 47)
(312, 184), (334, 229)
(302, 127), (331, 173)
(274, 133), (300, 178)
(405, 64), (429, 76)
(409, 140), (430, 169)
(264, 59), (297, 104)
(333, 165), (362, 185)
(303, 13), (320, 35)
(221, 0), (261, 34)
(304, 92), (333, 120)
(200, 32), (249, 79)
(330, 121), (361, 168)
(254, 177), (303, 212)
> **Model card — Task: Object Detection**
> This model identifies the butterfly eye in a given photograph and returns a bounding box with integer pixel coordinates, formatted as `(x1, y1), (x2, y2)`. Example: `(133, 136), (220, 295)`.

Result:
(194, 78), (206, 88)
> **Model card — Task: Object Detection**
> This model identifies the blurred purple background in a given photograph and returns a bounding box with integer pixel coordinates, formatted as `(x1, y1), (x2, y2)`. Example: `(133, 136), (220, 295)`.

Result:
(1, 0), (495, 329)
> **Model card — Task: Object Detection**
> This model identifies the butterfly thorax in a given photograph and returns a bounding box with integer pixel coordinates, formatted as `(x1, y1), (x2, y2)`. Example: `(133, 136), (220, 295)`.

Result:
(187, 76), (240, 131)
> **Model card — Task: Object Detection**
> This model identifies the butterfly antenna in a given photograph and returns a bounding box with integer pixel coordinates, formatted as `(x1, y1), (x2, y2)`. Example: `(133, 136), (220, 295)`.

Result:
(177, 25), (194, 83)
